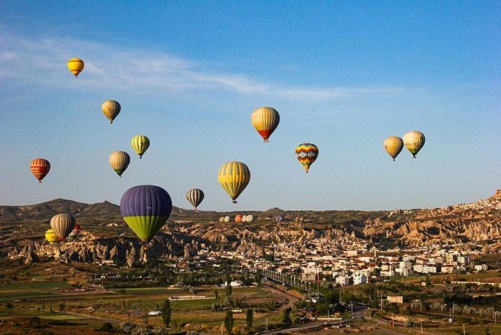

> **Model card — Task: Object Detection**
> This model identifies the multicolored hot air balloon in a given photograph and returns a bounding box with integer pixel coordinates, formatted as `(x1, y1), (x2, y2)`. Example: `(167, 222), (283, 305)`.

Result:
(218, 161), (251, 204)
(68, 224), (82, 242)
(295, 143), (319, 173)
(30, 158), (51, 183)
(403, 131), (426, 158)
(251, 107), (280, 143)
(45, 229), (59, 244)
(186, 188), (204, 211)
(101, 100), (121, 124)
(120, 185), (173, 242)
(67, 58), (84, 78)
(384, 136), (404, 161)
(109, 151), (130, 177)
(50, 214), (76, 241)
(131, 135), (150, 159)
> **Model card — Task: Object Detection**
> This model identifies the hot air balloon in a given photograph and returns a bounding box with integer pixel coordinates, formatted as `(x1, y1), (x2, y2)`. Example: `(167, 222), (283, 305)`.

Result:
(109, 151), (130, 177)
(218, 161), (251, 204)
(403, 131), (426, 158)
(120, 185), (172, 242)
(235, 214), (243, 223)
(186, 188), (204, 211)
(131, 135), (150, 159)
(251, 107), (280, 143)
(384, 136), (404, 161)
(276, 215), (284, 223)
(30, 158), (51, 183)
(68, 224), (82, 242)
(45, 229), (59, 244)
(246, 215), (254, 222)
(67, 58), (84, 78)
(295, 143), (319, 173)
(50, 214), (76, 241)
(101, 100), (121, 124)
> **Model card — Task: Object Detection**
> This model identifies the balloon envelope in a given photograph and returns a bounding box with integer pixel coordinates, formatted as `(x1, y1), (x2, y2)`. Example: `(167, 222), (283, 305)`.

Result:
(403, 131), (425, 158)
(131, 135), (150, 159)
(384, 136), (404, 161)
(67, 58), (84, 77)
(50, 214), (76, 240)
(251, 107), (280, 142)
(120, 185), (172, 242)
(30, 158), (50, 183)
(218, 161), (251, 203)
(295, 143), (319, 173)
(45, 229), (59, 244)
(235, 214), (243, 223)
(101, 100), (121, 124)
(186, 188), (204, 210)
(109, 151), (130, 177)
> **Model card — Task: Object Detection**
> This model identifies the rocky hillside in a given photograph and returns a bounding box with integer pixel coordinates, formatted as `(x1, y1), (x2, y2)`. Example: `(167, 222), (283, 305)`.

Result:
(1, 189), (501, 265)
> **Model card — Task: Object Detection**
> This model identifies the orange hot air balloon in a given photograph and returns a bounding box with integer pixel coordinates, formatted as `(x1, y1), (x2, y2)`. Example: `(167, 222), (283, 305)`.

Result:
(235, 214), (243, 223)
(251, 107), (280, 143)
(67, 58), (85, 78)
(30, 158), (51, 183)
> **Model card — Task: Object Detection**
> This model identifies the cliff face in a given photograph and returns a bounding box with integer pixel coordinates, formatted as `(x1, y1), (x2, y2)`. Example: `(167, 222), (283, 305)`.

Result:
(2, 190), (501, 265)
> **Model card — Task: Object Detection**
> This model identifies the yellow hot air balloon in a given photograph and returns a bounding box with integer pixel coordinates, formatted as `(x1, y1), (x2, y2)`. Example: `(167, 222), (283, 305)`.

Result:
(383, 136), (404, 161)
(403, 131), (425, 158)
(218, 161), (251, 204)
(251, 107), (280, 143)
(101, 100), (121, 124)
(131, 135), (150, 159)
(45, 229), (59, 244)
(67, 58), (84, 78)
(109, 151), (130, 177)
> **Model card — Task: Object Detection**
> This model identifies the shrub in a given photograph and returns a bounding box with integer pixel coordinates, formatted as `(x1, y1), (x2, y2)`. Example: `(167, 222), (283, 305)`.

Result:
(99, 322), (114, 331)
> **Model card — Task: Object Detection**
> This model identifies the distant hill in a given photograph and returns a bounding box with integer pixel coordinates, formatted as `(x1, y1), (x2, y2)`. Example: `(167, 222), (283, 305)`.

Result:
(0, 198), (189, 223)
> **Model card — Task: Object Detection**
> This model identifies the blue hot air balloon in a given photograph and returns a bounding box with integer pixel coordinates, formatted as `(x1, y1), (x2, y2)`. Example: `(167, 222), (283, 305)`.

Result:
(120, 185), (172, 242)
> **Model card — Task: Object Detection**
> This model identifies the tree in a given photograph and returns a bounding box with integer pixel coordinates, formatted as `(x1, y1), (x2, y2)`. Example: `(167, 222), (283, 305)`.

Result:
(282, 307), (292, 326)
(161, 299), (172, 327)
(246, 309), (254, 329)
(224, 310), (234, 335)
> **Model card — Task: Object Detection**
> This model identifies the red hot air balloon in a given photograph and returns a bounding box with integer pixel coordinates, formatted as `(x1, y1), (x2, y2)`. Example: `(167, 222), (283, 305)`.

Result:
(30, 158), (51, 183)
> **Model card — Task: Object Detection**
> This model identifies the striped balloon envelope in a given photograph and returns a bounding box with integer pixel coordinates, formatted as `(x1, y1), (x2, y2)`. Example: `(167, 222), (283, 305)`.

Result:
(120, 185), (172, 242)
(67, 58), (84, 78)
(217, 161), (251, 203)
(251, 107), (280, 143)
(30, 158), (51, 183)
(109, 151), (130, 177)
(295, 143), (319, 173)
(186, 188), (204, 211)
(403, 131), (426, 158)
(131, 135), (150, 159)
(50, 214), (76, 241)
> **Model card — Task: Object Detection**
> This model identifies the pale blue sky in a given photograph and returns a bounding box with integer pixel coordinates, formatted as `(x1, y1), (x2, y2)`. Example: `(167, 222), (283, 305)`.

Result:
(0, 1), (499, 211)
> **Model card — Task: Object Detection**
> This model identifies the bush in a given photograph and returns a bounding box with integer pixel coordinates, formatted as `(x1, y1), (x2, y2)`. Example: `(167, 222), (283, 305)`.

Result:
(120, 321), (136, 333)
(99, 322), (114, 331)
